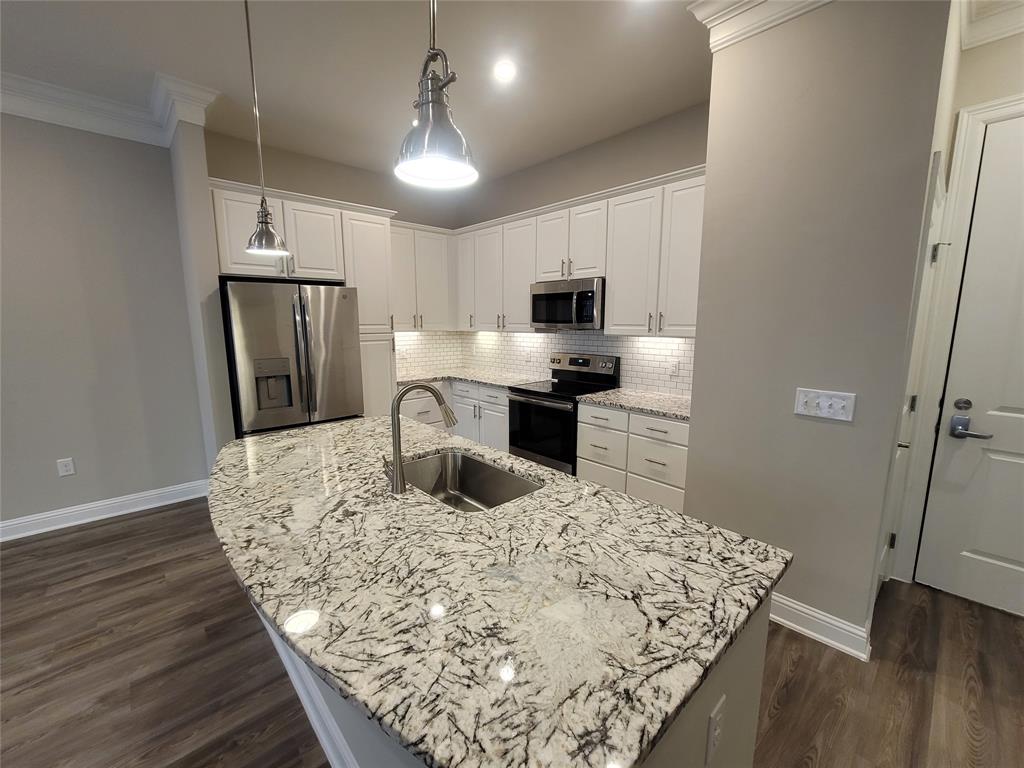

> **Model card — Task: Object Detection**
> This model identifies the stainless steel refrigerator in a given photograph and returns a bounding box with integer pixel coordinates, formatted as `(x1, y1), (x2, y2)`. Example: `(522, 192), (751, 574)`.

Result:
(221, 277), (364, 437)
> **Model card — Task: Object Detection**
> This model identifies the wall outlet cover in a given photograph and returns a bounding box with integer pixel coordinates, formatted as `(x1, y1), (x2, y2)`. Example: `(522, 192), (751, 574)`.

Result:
(56, 457), (76, 477)
(794, 388), (856, 422)
(705, 693), (726, 767)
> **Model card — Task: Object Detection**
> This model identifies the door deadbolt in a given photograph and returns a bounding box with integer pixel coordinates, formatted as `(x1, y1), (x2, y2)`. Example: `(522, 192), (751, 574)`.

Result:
(953, 398), (973, 411)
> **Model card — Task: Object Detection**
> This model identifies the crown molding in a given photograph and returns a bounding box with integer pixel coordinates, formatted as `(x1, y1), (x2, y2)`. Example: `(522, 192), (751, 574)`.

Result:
(208, 177), (398, 220)
(688, 0), (832, 53)
(0, 72), (218, 147)
(960, 0), (1024, 50)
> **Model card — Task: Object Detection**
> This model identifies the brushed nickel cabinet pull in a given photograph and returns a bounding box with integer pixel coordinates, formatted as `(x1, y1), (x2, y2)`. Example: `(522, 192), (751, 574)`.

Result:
(647, 313), (653, 332)
(644, 457), (667, 466)
(589, 443), (608, 450)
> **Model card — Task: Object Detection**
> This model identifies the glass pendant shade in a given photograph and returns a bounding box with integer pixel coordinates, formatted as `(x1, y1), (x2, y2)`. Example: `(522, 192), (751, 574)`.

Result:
(246, 199), (289, 257)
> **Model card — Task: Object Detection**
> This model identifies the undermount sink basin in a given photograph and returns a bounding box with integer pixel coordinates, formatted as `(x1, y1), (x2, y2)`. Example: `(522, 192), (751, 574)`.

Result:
(389, 450), (542, 512)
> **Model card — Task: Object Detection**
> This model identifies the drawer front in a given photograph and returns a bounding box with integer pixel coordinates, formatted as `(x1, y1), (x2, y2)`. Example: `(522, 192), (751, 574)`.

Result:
(577, 458), (626, 492)
(450, 380), (479, 399)
(577, 423), (628, 469)
(626, 473), (685, 513)
(400, 397), (442, 424)
(478, 386), (508, 407)
(627, 434), (687, 487)
(578, 404), (629, 432)
(629, 413), (689, 445)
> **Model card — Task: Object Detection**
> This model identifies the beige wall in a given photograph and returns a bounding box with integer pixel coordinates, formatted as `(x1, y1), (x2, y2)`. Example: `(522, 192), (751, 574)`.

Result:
(953, 32), (1024, 112)
(453, 105), (709, 227)
(204, 131), (468, 229)
(1, 115), (207, 520)
(685, 0), (948, 628)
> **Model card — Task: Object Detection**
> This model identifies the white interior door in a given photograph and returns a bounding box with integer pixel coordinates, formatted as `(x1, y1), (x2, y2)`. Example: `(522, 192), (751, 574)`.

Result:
(916, 116), (1024, 616)
(342, 211), (391, 334)
(501, 218), (536, 331)
(389, 227), (417, 331)
(414, 231), (449, 330)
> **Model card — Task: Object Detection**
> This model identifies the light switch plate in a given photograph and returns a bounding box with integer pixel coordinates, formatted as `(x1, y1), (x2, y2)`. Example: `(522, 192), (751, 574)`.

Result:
(56, 457), (76, 477)
(795, 388), (856, 422)
(705, 693), (726, 767)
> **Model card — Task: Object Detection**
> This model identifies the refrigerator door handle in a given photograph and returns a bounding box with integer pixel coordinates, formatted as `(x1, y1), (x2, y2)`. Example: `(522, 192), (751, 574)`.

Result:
(292, 293), (308, 412)
(300, 287), (318, 415)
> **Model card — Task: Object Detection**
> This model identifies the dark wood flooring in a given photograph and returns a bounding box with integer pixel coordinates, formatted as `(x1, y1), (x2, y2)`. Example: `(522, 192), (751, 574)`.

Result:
(2, 500), (1021, 767)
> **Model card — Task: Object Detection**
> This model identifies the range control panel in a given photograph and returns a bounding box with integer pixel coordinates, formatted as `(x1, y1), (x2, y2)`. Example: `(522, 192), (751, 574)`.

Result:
(549, 353), (618, 373)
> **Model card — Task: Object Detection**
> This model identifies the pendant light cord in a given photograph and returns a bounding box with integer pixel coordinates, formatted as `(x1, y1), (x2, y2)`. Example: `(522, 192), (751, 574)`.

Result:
(243, 0), (267, 200)
(428, 0), (437, 51)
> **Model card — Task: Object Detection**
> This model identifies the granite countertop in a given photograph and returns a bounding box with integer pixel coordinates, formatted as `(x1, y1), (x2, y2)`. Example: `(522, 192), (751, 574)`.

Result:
(208, 417), (790, 768)
(578, 389), (692, 421)
(397, 367), (541, 389)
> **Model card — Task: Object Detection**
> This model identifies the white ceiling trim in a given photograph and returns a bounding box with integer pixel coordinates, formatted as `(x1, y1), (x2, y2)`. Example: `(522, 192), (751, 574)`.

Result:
(688, 0), (832, 53)
(0, 72), (218, 147)
(960, 0), (1024, 50)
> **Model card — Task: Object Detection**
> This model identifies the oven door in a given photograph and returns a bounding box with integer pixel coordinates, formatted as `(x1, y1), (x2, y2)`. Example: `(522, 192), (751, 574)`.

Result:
(508, 393), (577, 474)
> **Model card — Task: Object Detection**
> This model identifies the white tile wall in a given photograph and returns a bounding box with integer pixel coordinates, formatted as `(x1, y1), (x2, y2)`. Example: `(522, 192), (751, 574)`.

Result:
(395, 331), (695, 396)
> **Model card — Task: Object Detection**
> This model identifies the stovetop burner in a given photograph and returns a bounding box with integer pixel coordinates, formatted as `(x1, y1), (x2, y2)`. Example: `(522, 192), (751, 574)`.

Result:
(510, 379), (616, 401)
(508, 352), (620, 402)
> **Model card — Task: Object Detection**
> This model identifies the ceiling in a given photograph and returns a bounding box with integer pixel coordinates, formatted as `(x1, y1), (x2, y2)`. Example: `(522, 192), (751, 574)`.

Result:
(1, 1), (711, 179)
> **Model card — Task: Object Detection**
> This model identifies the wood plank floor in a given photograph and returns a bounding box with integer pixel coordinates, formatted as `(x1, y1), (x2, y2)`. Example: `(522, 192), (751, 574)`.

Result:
(2, 500), (1021, 767)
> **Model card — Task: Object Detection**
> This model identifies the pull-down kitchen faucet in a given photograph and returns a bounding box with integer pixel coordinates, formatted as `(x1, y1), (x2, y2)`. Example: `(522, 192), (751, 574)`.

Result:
(389, 383), (457, 493)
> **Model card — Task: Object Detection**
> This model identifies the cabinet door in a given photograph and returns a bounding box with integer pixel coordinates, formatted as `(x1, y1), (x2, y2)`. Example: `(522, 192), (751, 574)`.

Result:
(212, 189), (287, 277)
(450, 398), (479, 442)
(359, 333), (396, 417)
(568, 200), (608, 278)
(414, 231), (449, 330)
(473, 226), (503, 331)
(389, 227), (418, 331)
(479, 403), (509, 452)
(605, 188), (663, 336)
(657, 180), (704, 337)
(455, 234), (476, 330)
(501, 219), (536, 332)
(535, 210), (569, 282)
(342, 211), (391, 334)
(284, 200), (345, 280)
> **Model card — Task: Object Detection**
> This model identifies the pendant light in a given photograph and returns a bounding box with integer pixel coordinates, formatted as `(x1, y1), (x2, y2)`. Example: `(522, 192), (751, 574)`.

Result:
(242, 0), (288, 257)
(394, 0), (478, 189)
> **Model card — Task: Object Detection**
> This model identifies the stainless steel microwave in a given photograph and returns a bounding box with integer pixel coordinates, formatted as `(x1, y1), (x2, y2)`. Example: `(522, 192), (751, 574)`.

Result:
(530, 277), (604, 330)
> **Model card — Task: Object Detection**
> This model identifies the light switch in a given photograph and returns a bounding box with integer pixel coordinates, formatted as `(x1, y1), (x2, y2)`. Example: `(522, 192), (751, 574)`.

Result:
(794, 388), (856, 422)
(56, 457), (76, 477)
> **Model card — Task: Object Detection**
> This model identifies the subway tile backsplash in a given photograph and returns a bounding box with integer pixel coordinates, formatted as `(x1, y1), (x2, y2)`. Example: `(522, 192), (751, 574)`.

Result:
(395, 331), (695, 396)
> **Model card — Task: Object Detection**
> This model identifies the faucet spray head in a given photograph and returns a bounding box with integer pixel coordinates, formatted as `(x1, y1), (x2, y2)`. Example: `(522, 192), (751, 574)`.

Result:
(441, 403), (458, 428)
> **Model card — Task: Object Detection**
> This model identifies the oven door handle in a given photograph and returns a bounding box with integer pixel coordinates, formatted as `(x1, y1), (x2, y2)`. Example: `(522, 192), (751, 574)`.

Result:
(508, 393), (576, 412)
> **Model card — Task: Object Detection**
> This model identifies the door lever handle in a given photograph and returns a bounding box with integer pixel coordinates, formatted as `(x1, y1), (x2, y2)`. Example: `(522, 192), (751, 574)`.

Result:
(949, 414), (993, 440)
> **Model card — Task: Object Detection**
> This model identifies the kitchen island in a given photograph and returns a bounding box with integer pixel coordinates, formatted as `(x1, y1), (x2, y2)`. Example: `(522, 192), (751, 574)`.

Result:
(209, 417), (791, 768)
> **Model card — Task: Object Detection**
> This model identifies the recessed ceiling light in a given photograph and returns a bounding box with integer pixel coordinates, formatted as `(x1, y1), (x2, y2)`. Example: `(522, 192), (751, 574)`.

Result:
(493, 58), (517, 85)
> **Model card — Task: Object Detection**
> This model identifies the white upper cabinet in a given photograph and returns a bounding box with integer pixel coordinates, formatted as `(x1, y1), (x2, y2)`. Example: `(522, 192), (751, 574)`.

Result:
(657, 180), (704, 337)
(389, 227), (417, 331)
(568, 200), (608, 279)
(604, 188), (664, 336)
(474, 226), (503, 331)
(535, 210), (570, 282)
(414, 231), (449, 330)
(455, 234), (476, 330)
(341, 211), (391, 333)
(501, 218), (536, 331)
(213, 189), (287, 277)
(283, 200), (345, 281)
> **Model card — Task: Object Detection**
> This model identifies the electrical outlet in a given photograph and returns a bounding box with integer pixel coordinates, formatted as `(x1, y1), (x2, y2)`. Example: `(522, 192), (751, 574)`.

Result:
(671, 361), (681, 377)
(56, 457), (76, 477)
(794, 388), (856, 422)
(705, 694), (726, 767)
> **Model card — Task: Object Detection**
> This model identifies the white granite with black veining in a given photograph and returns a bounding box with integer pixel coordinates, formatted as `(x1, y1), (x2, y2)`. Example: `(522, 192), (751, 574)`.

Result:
(208, 417), (790, 768)
(397, 367), (541, 389)
(578, 389), (692, 422)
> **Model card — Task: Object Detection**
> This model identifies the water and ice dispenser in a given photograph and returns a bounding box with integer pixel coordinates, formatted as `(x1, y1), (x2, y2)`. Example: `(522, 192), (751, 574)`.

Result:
(253, 358), (293, 410)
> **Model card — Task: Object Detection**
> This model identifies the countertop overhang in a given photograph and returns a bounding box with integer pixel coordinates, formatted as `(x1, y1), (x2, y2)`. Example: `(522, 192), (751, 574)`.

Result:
(209, 416), (790, 768)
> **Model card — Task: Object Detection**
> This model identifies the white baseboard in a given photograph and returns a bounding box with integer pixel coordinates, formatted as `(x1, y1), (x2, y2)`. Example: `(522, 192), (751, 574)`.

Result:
(0, 479), (209, 542)
(770, 592), (871, 661)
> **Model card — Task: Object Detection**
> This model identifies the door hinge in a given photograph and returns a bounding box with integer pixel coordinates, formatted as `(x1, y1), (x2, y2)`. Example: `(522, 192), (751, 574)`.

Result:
(888, 533), (897, 549)
(908, 394), (918, 413)
(930, 242), (951, 263)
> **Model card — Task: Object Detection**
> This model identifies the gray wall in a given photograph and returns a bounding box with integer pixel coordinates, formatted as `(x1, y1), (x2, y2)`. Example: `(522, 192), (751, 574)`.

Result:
(1, 115), (208, 520)
(453, 104), (709, 227)
(685, 1), (948, 628)
(204, 131), (468, 230)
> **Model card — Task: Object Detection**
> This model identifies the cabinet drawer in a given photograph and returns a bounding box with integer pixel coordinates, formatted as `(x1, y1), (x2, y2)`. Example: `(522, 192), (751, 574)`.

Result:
(577, 458), (626, 492)
(577, 423), (628, 469)
(627, 434), (687, 487)
(400, 397), (442, 424)
(478, 386), (508, 407)
(626, 473), (685, 513)
(578, 404), (628, 432)
(629, 413), (689, 445)
(450, 381), (479, 399)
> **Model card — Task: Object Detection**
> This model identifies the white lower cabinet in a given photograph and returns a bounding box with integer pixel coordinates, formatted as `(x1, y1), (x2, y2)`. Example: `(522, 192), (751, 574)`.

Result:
(359, 334), (396, 417)
(576, 404), (686, 511)
(449, 386), (509, 451)
(401, 385), (448, 427)
(450, 397), (479, 440)
(479, 402), (510, 452)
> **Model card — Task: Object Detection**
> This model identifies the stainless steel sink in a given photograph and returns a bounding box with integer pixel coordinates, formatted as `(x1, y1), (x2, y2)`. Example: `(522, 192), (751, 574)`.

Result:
(386, 450), (542, 512)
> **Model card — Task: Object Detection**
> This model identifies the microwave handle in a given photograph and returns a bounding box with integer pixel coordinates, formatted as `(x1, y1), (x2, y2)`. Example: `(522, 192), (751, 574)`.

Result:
(571, 290), (578, 326)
